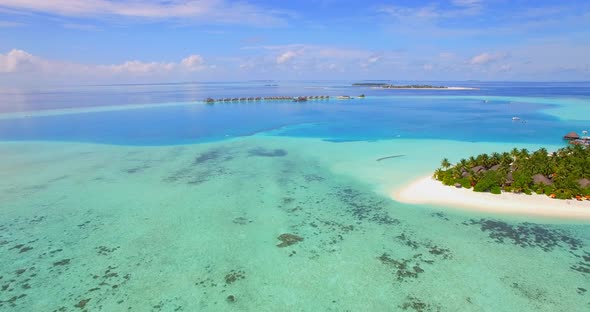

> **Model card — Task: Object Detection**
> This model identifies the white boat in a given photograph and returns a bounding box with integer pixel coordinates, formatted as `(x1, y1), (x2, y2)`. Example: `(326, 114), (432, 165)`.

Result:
(512, 117), (521, 121)
(337, 95), (351, 99)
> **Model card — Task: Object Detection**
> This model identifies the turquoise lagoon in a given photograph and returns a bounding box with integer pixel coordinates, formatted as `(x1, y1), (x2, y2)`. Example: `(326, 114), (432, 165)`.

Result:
(0, 82), (589, 311)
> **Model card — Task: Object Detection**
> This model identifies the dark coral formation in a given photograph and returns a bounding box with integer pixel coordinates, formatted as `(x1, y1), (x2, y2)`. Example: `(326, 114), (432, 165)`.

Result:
(248, 147), (287, 157)
(194, 148), (233, 165)
(224, 270), (245, 285)
(163, 146), (235, 186)
(53, 259), (71, 266)
(430, 212), (449, 221)
(510, 282), (547, 302)
(428, 246), (452, 260)
(570, 251), (590, 275)
(396, 233), (453, 260)
(399, 296), (440, 311)
(335, 188), (400, 225)
(378, 253), (427, 281)
(74, 298), (90, 309)
(96, 246), (120, 256)
(396, 233), (420, 249)
(232, 217), (252, 225)
(465, 219), (583, 251)
(303, 174), (325, 182)
(276, 233), (304, 248)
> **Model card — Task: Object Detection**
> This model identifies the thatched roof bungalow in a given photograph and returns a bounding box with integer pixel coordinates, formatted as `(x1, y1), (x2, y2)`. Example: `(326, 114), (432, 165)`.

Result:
(471, 165), (486, 173)
(532, 174), (553, 185)
(578, 178), (590, 188)
(563, 131), (580, 140)
(504, 172), (514, 186)
(489, 164), (501, 171)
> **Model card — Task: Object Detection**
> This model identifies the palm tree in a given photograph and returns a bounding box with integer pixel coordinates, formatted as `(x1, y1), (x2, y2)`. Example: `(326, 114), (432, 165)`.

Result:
(434, 168), (443, 180)
(468, 156), (476, 167)
(441, 158), (451, 169)
(491, 152), (501, 166)
(500, 152), (512, 166)
(510, 147), (520, 160)
(519, 148), (530, 159)
(479, 153), (490, 167)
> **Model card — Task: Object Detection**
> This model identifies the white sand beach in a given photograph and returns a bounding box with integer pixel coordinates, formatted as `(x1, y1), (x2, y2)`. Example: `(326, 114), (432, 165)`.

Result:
(393, 175), (590, 220)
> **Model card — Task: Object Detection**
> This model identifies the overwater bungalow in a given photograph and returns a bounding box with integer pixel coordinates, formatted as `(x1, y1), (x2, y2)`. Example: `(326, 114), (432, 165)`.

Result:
(564, 131), (590, 146)
(563, 131), (580, 140)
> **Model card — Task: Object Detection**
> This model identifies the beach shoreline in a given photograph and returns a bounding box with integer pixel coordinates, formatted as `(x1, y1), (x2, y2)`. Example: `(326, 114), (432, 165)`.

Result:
(392, 175), (590, 220)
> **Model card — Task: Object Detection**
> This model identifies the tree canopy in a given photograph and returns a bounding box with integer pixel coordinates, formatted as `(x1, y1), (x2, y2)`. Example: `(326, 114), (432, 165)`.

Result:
(434, 145), (590, 199)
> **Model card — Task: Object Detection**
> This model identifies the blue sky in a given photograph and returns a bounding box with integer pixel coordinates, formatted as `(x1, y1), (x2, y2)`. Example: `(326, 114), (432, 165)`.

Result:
(0, 0), (589, 85)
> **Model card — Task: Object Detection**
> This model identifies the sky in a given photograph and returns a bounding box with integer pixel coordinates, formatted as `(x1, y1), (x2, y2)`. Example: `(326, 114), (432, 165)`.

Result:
(0, 0), (589, 85)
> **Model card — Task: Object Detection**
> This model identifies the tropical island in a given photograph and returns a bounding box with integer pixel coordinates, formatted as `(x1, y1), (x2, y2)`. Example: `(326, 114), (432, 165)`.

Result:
(352, 83), (478, 90)
(434, 145), (590, 200)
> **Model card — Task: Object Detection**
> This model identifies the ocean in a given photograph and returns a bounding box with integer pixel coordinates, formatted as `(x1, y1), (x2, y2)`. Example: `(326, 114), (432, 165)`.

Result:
(0, 81), (589, 311)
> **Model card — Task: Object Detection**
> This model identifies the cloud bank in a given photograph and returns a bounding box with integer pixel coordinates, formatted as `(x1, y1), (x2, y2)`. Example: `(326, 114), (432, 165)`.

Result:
(0, 49), (211, 85)
(0, 0), (288, 26)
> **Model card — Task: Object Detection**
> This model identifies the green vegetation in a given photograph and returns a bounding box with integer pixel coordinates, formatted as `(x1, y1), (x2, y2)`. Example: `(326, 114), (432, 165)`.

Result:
(434, 145), (590, 199)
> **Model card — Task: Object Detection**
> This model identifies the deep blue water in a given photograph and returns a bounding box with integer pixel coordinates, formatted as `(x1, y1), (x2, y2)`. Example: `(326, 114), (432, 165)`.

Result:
(0, 81), (589, 145)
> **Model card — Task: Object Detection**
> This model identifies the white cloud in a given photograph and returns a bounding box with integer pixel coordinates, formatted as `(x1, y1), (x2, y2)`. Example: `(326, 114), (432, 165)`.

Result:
(0, 49), (210, 82)
(468, 52), (508, 65)
(0, 49), (48, 73)
(102, 60), (176, 74)
(0, 0), (288, 26)
(181, 55), (206, 71)
(367, 55), (381, 64)
(276, 51), (300, 64)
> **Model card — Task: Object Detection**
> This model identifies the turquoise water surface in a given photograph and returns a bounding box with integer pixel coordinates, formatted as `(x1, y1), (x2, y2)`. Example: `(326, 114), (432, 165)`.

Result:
(0, 82), (589, 311)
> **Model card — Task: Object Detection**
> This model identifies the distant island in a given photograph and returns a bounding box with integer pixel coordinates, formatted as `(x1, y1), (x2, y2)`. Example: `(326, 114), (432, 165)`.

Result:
(434, 145), (590, 200)
(383, 84), (447, 89)
(352, 83), (478, 90)
(352, 83), (389, 87)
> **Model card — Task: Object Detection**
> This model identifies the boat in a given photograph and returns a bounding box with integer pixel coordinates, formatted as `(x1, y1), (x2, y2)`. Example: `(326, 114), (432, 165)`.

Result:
(336, 95), (351, 100)
(511, 117), (521, 121)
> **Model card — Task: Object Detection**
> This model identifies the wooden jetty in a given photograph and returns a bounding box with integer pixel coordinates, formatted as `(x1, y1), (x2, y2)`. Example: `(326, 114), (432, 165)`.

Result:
(203, 95), (332, 103)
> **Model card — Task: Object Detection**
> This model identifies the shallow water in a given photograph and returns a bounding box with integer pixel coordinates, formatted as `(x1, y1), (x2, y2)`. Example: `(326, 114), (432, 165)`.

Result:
(0, 82), (589, 311)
